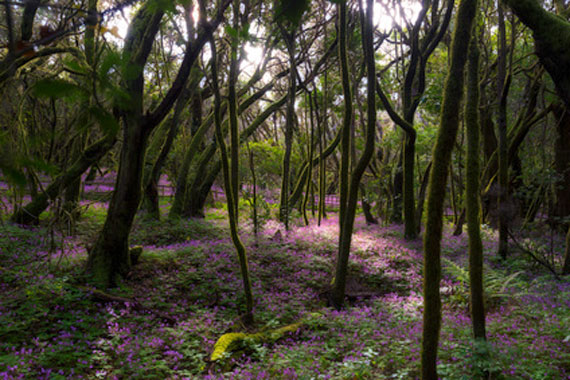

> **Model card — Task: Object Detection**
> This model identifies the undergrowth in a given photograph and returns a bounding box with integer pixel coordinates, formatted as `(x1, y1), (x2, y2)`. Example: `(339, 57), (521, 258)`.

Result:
(1, 207), (569, 379)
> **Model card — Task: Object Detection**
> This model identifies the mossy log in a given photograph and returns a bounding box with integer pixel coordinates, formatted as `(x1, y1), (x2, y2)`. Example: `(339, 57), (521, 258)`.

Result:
(209, 313), (321, 362)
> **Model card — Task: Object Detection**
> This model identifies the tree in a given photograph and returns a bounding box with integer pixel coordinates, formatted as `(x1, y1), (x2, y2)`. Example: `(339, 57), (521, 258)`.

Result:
(208, 1), (254, 322)
(421, 0), (478, 377)
(86, 0), (231, 288)
(330, 0), (376, 310)
(496, 2), (509, 259)
(376, 0), (454, 239)
(465, 25), (486, 342)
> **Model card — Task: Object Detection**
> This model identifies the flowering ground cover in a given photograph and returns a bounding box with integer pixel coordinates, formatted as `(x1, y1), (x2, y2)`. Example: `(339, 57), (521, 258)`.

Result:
(1, 202), (569, 379)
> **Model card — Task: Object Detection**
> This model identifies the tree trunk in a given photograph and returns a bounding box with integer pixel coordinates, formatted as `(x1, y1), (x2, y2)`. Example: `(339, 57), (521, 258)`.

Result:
(497, 3), (509, 259)
(331, 0), (375, 310)
(552, 103), (570, 224)
(403, 132), (417, 239)
(465, 29), (486, 341)
(279, 31), (297, 230)
(422, 0), (477, 378)
(391, 155), (403, 223)
(86, 116), (148, 287)
(209, 25), (254, 323)
(185, 95), (289, 218)
(86, 0), (231, 288)
(563, 225), (570, 275)
(11, 134), (115, 225)
(337, 2), (352, 227)
(502, 0), (570, 108)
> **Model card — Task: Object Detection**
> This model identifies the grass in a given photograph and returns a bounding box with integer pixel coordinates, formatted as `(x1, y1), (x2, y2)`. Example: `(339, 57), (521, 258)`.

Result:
(1, 201), (569, 379)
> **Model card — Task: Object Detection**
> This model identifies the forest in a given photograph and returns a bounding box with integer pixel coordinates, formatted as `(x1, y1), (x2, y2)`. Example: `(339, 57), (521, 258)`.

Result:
(1, 0), (569, 378)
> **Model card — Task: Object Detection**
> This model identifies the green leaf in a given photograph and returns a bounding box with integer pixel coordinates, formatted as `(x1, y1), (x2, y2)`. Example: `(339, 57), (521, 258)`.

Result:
(225, 25), (238, 39)
(63, 58), (89, 75)
(240, 22), (251, 41)
(99, 50), (122, 78)
(89, 106), (120, 136)
(0, 166), (27, 188)
(32, 79), (86, 99)
(275, 0), (310, 27)
(21, 156), (59, 176)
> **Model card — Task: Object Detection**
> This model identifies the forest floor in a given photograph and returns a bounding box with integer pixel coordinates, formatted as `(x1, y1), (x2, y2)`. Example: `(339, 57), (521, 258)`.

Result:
(1, 199), (569, 379)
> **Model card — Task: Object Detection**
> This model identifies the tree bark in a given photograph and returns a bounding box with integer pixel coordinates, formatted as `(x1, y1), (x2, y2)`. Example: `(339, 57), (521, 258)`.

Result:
(502, 0), (570, 108)
(209, 24), (254, 323)
(421, 0), (478, 377)
(331, 0), (376, 310)
(278, 30), (297, 230)
(465, 30), (486, 341)
(563, 225), (570, 275)
(11, 134), (115, 225)
(497, 3), (509, 259)
(552, 103), (570, 224)
(86, 0), (231, 288)
(337, 2), (353, 227)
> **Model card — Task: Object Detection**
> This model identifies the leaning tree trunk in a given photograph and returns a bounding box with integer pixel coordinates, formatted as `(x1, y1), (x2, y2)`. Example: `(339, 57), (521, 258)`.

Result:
(209, 24), (254, 323)
(331, 0), (375, 310)
(185, 94), (289, 218)
(11, 134), (115, 225)
(142, 75), (198, 220)
(421, 0), (478, 378)
(502, 0), (570, 108)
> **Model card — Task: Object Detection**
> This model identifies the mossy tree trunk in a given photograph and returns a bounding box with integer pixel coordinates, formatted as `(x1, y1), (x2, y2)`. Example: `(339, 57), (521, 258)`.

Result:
(502, 0), (570, 108)
(497, 3), (509, 259)
(229, 2), (240, 221)
(331, 0), (376, 310)
(552, 103), (570, 224)
(11, 134), (116, 225)
(208, 23), (254, 323)
(181, 93), (288, 218)
(465, 29), (486, 341)
(142, 71), (199, 219)
(563, 226), (570, 275)
(278, 30), (297, 231)
(421, 0), (478, 378)
(319, 55), (328, 225)
(302, 91), (315, 226)
(86, 0), (231, 288)
(337, 2), (352, 227)
(376, 0), (453, 238)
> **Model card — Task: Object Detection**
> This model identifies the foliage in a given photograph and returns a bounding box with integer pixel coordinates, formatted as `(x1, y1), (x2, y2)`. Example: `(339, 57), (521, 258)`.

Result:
(442, 257), (526, 308)
(1, 208), (569, 378)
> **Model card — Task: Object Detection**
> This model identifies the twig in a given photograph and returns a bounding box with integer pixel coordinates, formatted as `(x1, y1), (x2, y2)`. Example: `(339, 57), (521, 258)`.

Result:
(507, 230), (561, 280)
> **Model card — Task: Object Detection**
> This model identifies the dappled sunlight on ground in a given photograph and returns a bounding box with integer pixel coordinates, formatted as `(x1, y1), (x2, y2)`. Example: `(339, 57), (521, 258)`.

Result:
(1, 206), (569, 379)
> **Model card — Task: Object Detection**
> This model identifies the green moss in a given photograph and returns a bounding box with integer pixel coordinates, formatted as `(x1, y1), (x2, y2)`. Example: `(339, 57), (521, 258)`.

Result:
(210, 314), (322, 362)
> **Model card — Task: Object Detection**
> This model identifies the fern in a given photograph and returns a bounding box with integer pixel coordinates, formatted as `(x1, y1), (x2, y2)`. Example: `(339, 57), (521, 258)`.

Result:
(442, 258), (526, 308)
